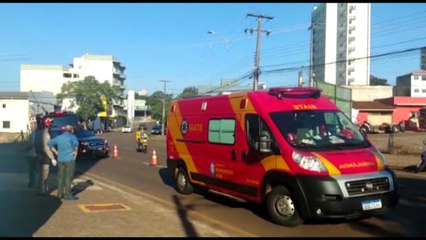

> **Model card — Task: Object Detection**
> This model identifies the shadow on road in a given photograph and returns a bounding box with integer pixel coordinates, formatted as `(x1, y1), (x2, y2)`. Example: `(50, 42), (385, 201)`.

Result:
(348, 174), (426, 237)
(0, 142), (62, 237)
(0, 191), (62, 237)
(172, 195), (199, 237)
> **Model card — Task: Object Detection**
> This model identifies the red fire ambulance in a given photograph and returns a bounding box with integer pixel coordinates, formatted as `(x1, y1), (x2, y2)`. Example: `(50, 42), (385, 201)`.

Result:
(166, 87), (399, 227)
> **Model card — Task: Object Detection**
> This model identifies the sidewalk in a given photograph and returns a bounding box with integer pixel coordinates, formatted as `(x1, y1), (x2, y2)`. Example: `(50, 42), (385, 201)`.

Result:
(0, 143), (240, 237)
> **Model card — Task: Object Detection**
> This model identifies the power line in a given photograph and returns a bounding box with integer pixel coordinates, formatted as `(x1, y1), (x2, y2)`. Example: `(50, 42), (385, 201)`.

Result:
(262, 45), (425, 76)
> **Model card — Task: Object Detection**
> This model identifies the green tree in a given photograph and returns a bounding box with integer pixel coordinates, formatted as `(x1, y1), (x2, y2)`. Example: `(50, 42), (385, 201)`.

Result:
(146, 91), (172, 123)
(370, 75), (390, 86)
(176, 86), (198, 99)
(56, 76), (120, 128)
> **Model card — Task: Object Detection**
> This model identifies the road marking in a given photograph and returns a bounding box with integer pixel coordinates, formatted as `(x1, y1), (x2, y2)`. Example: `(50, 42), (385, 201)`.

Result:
(78, 203), (131, 213)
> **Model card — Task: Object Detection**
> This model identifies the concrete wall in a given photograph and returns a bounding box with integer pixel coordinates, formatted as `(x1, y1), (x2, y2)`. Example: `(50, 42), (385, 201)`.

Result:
(347, 85), (393, 101)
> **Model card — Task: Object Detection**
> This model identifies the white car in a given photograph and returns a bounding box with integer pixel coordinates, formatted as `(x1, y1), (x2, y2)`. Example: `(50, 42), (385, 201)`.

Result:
(121, 125), (132, 133)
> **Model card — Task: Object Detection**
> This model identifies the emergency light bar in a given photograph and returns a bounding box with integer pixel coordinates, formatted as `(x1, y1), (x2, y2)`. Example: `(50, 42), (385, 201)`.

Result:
(268, 87), (322, 99)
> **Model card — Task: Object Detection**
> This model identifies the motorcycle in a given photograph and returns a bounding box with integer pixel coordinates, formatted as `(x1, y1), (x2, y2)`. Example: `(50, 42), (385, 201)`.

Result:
(136, 137), (148, 153)
(415, 139), (426, 173)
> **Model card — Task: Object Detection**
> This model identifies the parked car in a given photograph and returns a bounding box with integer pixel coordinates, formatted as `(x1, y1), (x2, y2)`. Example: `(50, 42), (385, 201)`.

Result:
(139, 123), (148, 131)
(151, 124), (162, 135)
(42, 111), (81, 139)
(121, 125), (132, 133)
(74, 129), (109, 159)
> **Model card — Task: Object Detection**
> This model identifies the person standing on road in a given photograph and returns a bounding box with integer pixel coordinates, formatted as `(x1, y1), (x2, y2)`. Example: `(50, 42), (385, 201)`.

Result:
(34, 117), (57, 193)
(26, 128), (38, 188)
(48, 125), (79, 200)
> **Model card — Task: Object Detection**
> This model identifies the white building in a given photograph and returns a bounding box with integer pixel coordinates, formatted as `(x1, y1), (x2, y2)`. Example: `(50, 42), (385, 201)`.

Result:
(127, 90), (135, 123)
(123, 90), (151, 123)
(20, 53), (127, 120)
(311, 3), (371, 86)
(0, 91), (56, 134)
(395, 70), (426, 97)
(20, 65), (80, 95)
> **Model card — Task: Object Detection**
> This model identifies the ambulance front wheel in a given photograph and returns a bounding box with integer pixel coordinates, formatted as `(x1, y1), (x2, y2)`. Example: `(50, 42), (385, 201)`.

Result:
(176, 166), (194, 195)
(266, 185), (303, 227)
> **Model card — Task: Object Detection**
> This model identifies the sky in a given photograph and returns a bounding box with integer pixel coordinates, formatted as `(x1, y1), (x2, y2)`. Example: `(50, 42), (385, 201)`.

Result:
(1, 3), (426, 96)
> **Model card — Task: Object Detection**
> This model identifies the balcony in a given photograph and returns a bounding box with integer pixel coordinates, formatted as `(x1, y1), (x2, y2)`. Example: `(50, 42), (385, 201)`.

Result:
(113, 68), (121, 75)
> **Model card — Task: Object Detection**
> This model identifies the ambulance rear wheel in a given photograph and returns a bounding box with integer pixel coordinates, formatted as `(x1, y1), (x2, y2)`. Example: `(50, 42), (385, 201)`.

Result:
(266, 185), (303, 227)
(176, 166), (193, 195)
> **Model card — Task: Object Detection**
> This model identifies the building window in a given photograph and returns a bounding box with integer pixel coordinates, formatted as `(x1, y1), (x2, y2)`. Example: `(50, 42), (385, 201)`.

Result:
(422, 76), (426, 81)
(414, 75), (419, 80)
(422, 89), (426, 93)
(63, 73), (72, 78)
(2, 104), (5, 108)
(73, 74), (79, 78)
(414, 89), (420, 93)
(3, 121), (10, 129)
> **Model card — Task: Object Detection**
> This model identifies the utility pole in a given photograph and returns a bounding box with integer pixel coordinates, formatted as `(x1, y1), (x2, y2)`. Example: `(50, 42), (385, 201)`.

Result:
(159, 80), (170, 136)
(245, 13), (274, 91)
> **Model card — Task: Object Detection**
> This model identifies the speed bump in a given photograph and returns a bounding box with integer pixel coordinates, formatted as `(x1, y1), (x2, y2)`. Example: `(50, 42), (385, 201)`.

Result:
(78, 203), (131, 213)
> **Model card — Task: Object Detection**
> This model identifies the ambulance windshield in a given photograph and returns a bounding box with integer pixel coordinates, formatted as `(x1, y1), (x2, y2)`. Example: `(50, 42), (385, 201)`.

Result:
(270, 110), (370, 150)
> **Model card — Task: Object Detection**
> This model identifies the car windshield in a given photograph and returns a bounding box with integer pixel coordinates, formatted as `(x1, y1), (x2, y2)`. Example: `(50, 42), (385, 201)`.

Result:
(45, 115), (79, 128)
(74, 129), (95, 138)
(270, 110), (370, 151)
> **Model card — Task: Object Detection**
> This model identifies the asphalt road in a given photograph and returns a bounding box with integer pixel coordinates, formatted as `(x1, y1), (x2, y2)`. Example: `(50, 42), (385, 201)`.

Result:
(74, 130), (426, 237)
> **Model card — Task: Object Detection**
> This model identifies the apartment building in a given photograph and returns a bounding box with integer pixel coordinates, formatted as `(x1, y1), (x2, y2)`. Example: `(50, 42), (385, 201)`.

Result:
(395, 70), (426, 97)
(311, 3), (371, 86)
(20, 53), (127, 119)
(421, 47), (426, 70)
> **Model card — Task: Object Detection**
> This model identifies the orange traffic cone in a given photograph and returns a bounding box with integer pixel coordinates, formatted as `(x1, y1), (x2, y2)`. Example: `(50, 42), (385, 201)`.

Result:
(113, 144), (119, 158)
(150, 148), (158, 166)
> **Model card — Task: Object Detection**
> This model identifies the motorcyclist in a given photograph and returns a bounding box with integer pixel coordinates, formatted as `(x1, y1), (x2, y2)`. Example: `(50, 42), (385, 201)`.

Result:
(135, 127), (148, 151)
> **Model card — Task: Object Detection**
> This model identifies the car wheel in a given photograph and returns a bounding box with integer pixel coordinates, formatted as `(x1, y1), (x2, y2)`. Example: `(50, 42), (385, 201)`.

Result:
(360, 126), (368, 134)
(266, 185), (303, 227)
(175, 166), (193, 195)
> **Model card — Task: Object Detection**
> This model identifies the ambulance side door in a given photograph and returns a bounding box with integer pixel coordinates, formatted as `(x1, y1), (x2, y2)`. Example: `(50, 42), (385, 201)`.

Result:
(233, 113), (280, 197)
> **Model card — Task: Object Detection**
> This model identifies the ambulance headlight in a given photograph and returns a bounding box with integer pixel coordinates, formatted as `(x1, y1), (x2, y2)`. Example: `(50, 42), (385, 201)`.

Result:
(292, 151), (327, 172)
